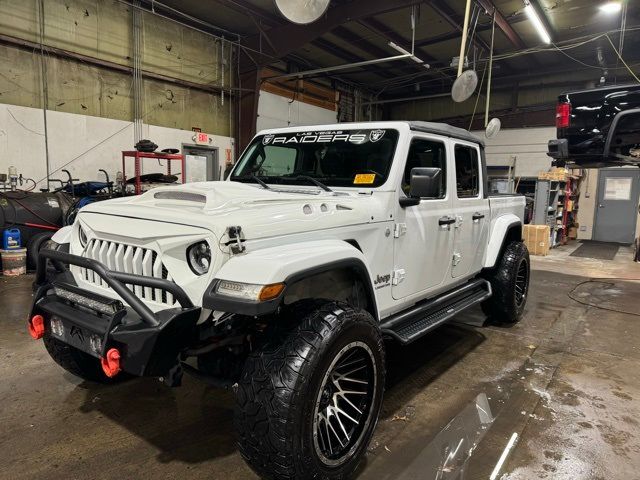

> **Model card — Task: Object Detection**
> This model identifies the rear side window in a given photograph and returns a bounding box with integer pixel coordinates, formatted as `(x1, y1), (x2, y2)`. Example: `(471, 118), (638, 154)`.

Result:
(454, 145), (480, 198)
(402, 138), (447, 198)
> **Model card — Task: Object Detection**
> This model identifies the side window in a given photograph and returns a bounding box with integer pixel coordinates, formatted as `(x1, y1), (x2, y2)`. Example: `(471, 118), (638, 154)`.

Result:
(259, 146), (297, 175)
(402, 138), (447, 198)
(454, 145), (480, 198)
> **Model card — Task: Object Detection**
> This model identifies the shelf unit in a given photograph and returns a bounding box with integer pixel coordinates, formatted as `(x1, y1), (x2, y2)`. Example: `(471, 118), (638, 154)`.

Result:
(533, 175), (580, 248)
(533, 179), (564, 248)
(121, 151), (185, 195)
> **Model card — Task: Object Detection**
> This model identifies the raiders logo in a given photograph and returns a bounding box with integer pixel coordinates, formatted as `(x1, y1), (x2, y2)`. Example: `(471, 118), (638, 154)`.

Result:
(262, 134), (274, 145)
(369, 129), (385, 142)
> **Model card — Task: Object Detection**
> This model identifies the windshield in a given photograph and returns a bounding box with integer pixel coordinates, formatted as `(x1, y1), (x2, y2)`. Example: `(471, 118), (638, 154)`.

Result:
(230, 128), (400, 188)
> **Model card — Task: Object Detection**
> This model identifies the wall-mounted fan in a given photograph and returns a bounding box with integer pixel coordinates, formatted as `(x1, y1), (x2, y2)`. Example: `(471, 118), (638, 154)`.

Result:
(451, 70), (478, 103)
(485, 118), (501, 138)
(274, 0), (331, 24)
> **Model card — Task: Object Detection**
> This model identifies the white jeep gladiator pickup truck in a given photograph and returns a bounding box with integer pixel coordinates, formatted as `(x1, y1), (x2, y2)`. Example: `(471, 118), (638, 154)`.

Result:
(29, 121), (529, 480)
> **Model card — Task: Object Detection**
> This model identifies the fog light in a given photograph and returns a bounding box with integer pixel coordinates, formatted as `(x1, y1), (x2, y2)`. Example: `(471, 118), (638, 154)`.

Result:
(50, 317), (64, 337)
(89, 334), (103, 355)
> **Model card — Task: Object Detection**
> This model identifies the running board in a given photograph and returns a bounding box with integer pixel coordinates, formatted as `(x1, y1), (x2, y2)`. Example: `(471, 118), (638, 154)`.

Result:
(381, 279), (492, 345)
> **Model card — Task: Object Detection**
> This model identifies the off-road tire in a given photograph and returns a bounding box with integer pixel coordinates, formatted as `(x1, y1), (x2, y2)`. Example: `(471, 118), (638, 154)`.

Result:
(27, 232), (54, 270)
(482, 241), (530, 323)
(234, 301), (385, 480)
(43, 333), (124, 383)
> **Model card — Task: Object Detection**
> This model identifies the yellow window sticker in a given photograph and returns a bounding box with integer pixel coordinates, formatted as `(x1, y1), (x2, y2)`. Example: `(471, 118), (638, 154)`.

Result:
(354, 173), (376, 185)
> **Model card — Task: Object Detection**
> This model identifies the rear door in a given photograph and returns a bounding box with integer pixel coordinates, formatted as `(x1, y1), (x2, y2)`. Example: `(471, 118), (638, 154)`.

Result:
(392, 135), (454, 300)
(451, 142), (490, 278)
(593, 168), (640, 244)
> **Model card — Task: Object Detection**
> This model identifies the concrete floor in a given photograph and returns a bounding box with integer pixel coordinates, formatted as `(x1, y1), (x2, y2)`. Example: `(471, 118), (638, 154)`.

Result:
(1, 243), (639, 479)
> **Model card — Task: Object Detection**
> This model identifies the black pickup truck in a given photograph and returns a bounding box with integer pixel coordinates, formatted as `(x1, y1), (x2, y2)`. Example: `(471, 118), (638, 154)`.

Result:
(548, 83), (640, 167)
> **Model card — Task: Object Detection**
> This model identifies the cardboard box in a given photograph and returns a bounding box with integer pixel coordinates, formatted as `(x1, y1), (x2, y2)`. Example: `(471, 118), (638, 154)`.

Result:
(523, 224), (550, 256)
(538, 167), (567, 181)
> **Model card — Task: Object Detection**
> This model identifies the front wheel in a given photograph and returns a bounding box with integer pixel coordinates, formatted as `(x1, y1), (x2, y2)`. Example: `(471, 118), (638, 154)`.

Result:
(482, 241), (530, 323)
(234, 301), (385, 480)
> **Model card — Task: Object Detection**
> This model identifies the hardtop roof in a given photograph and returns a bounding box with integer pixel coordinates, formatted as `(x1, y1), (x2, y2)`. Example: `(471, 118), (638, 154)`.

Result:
(257, 120), (484, 147)
(407, 121), (484, 146)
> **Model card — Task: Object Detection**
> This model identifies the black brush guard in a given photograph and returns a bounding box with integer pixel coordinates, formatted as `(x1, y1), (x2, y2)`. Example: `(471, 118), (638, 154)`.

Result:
(31, 249), (201, 377)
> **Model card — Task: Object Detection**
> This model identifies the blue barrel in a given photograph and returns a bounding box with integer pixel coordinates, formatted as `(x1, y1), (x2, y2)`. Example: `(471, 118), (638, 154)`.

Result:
(2, 228), (21, 249)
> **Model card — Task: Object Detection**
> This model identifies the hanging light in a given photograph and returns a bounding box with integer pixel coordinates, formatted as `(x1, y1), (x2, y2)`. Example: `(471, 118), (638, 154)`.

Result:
(599, 2), (622, 14)
(524, 1), (551, 44)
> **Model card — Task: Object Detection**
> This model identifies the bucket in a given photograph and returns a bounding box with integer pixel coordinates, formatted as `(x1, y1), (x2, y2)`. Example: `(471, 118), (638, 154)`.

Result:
(1, 248), (27, 276)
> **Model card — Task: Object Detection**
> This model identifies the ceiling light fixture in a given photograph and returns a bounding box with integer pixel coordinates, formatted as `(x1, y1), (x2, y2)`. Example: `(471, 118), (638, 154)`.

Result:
(524, 2), (551, 44)
(599, 2), (622, 13)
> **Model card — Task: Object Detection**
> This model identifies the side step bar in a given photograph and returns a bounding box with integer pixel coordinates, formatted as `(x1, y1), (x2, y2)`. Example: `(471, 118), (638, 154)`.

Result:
(381, 279), (492, 345)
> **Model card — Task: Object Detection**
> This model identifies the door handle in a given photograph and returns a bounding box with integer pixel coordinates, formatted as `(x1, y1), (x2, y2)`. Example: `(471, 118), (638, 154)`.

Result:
(598, 204), (604, 208)
(472, 212), (485, 221)
(439, 216), (456, 226)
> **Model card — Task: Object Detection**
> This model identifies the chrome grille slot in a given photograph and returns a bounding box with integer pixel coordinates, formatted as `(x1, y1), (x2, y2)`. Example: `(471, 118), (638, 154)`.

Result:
(81, 239), (175, 306)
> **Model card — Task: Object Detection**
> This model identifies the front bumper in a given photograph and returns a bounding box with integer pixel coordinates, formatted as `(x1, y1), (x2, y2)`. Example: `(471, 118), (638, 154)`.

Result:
(31, 249), (201, 377)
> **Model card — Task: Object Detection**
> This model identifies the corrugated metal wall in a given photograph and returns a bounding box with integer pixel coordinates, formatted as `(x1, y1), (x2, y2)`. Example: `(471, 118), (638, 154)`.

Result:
(0, 0), (233, 136)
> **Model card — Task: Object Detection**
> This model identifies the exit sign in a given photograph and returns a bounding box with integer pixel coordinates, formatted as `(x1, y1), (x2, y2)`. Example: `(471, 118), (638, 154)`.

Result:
(195, 132), (210, 145)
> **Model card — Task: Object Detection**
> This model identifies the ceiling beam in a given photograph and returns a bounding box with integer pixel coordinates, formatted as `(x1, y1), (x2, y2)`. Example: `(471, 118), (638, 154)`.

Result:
(239, 0), (424, 69)
(357, 18), (441, 67)
(312, 37), (396, 79)
(427, 0), (492, 53)
(331, 25), (439, 77)
(214, 0), (395, 80)
(474, 0), (526, 50)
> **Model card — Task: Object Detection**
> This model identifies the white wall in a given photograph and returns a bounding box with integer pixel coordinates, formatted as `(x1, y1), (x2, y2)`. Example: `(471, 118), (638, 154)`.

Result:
(472, 127), (555, 177)
(0, 104), (234, 189)
(256, 90), (337, 132)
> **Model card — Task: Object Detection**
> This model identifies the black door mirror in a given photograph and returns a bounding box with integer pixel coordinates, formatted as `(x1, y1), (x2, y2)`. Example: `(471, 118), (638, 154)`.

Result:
(400, 167), (442, 207)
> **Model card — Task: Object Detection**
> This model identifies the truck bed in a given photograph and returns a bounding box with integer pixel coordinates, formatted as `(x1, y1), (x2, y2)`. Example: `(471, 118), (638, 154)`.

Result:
(489, 195), (526, 223)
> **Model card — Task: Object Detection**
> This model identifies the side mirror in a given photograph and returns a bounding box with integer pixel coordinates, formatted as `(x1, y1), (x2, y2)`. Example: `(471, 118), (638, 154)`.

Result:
(400, 167), (442, 207)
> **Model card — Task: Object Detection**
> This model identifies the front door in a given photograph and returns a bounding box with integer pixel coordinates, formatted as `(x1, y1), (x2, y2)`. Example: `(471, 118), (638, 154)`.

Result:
(593, 168), (640, 244)
(392, 136), (454, 300)
(451, 143), (490, 278)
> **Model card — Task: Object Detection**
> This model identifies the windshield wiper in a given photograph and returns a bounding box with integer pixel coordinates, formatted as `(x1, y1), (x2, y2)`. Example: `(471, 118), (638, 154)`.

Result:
(293, 175), (333, 192)
(242, 173), (270, 189)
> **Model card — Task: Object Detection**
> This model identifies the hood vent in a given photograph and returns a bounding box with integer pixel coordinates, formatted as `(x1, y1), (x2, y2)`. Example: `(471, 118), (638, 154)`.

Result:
(154, 191), (206, 203)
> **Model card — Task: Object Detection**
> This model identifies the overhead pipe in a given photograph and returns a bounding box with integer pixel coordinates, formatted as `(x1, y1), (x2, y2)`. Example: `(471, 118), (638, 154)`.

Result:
(457, 0), (473, 77)
(265, 8), (428, 83)
(485, 11), (496, 127)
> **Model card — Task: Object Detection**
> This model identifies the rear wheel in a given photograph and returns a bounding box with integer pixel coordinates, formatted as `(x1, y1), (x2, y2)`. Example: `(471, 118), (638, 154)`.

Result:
(482, 241), (530, 323)
(234, 301), (385, 480)
(43, 333), (124, 384)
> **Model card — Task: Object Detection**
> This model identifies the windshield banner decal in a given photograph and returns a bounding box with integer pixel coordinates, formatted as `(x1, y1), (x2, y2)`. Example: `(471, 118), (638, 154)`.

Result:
(260, 130), (387, 146)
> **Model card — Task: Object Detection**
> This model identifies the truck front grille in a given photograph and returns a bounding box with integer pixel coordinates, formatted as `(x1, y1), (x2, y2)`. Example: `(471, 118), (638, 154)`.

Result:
(81, 239), (176, 306)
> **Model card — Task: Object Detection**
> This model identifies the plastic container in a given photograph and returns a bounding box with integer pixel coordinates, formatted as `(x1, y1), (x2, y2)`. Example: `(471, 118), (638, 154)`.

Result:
(1, 248), (27, 276)
(2, 228), (21, 250)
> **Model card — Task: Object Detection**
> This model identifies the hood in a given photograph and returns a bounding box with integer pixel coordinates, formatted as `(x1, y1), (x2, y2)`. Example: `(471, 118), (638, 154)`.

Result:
(80, 181), (385, 241)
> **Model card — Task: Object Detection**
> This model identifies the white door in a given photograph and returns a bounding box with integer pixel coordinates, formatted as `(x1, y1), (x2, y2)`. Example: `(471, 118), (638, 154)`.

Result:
(392, 136), (454, 300)
(451, 143), (490, 278)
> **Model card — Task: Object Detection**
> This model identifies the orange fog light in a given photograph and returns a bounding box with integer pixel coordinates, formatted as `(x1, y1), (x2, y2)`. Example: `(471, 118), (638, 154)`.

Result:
(258, 283), (285, 301)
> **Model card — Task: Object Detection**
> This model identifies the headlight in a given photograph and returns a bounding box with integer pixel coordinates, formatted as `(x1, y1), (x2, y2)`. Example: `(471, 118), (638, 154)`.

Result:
(78, 224), (88, 247)
(187, 241), (211, 275)
(216, 280), (285, 301)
